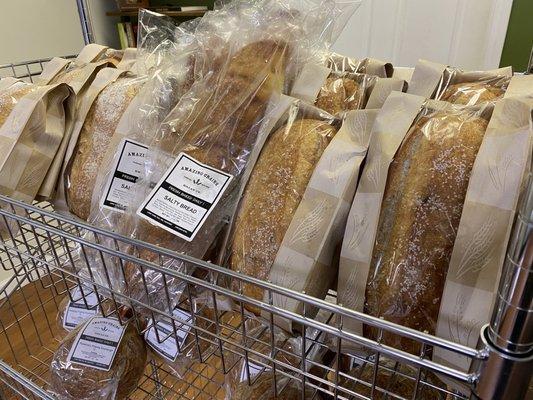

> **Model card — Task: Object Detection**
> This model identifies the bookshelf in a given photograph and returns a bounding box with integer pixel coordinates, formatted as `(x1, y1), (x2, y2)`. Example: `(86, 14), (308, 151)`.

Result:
(107, 9), (206, 17)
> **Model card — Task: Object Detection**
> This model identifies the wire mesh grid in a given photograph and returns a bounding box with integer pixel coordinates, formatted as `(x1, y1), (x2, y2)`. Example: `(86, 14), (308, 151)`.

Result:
(0, 194), (483, 400)
(0, 56), (75, 82)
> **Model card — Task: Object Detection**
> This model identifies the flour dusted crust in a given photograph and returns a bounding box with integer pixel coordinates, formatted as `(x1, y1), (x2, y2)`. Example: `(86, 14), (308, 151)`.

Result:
(66, 77), (143, 220)
(0, 83), (36, 126)
(50, 320), (147, 400)
(230, 119), (337, 313)
(364, 108), (488, 354)
(439, 81), (506, 105)
(315, 76), (363, 115)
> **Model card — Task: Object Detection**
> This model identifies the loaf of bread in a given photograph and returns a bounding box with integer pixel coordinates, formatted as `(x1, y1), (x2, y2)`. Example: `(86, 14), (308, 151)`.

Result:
(66, 76), (143, 220)
(225, 325), (309, 400)
(364, 108), (488, 354)
(439, 81), (506, 105)
(315, 76), (364, 114)
(0, 82), (36, 125)
(49, 319), (147, 400)
(124, 39), (288, 310)
(335, 358), (444, 399)
(230, 118), (337, 313)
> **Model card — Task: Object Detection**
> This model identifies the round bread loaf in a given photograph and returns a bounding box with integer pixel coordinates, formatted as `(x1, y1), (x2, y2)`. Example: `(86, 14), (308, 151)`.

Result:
(315, 76), (362, 114)
(49, 318), (147, 400)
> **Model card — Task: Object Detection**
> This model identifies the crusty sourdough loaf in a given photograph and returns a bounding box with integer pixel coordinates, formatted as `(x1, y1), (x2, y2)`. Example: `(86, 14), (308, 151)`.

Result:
(0, 83), (36, 125)
(439, 81), (505, 105)
(363, 108), (488, 354)
(66, 77), (143, 220)
(123, 39), (288, 309)
(230, 118), (337, 313)
(315, 76), (363, 114)
(49, 319), (147, 400)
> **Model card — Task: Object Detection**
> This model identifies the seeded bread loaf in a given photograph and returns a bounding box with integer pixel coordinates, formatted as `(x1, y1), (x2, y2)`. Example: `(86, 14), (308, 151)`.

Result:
(315, 76), (363, 114)
(230, 118), (337, 313)
(50, 319), (147, 400)
(364, 108), (488, 354)
(439, 81), (506, 105)
(66, 77), (143, 220)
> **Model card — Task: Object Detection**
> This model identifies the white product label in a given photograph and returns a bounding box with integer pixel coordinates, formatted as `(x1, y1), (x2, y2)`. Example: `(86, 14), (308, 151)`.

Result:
(63, 287), (100, 330)
(240, 360), (269, 382)
(67, 317), (126, 371)
(145, 309), (193, 362)
(136, 153), (233, 241)
(101, 138), (148, 212)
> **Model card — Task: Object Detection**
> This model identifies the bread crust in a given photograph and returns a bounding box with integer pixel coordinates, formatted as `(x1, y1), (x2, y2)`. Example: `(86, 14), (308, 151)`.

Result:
(315, 76), (363, 114)
(364, 108), (488, 354)
(439, 81), (505, 105)
(230, 118), (336, 313)
(67, 77), (143, 220)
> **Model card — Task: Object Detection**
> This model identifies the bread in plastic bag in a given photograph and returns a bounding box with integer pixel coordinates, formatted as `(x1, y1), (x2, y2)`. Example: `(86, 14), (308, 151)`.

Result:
(363, 103), (490, 355)
(49, 317), (147, 400)
(56, 285), (103, 336)
(224, 318), (321, 399)
(315, 72), (376, 114)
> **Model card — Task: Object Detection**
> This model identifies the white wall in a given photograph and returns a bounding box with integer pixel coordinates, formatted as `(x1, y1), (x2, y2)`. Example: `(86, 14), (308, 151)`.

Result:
(332, 0), (513, 70)
(0, 0), (85, 65)
(85, 0), (121, 50)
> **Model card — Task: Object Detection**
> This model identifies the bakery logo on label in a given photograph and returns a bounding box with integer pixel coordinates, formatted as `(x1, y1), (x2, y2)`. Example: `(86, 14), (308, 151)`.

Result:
(136, 153), (233, 242)
(67, 317), (126, 371)
(144, 308), (192, 362)
(101, 138), (148, 213)
(63, 286), (100, 331)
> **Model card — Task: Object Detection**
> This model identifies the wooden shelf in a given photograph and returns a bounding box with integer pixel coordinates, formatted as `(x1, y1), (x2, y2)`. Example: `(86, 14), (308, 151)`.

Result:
(106, 9), (206, 17)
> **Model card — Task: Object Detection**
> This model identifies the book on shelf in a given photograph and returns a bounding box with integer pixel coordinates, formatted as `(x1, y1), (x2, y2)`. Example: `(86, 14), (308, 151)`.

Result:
(124, 22), (136, 47)
(180, 6), (208, 11)
(117, 22), (128, 50)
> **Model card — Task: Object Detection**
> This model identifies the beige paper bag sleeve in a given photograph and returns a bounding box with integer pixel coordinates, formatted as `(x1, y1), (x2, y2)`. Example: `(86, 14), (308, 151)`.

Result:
(75, 44), (109, 65)
(35, 57), (72, 85)
(53, 67), (128, 212)
(0, 83), (74, 203)
(434, 88), (533, 377)
(337, 92), (426, 339)
(266, 108), (379, 332)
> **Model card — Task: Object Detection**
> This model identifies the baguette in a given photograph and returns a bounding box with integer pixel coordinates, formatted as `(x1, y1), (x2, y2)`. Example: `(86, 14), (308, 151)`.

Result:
(66, 77), (143, 220)
(364, 108), (488, 354)
(230, 118), (337, 313)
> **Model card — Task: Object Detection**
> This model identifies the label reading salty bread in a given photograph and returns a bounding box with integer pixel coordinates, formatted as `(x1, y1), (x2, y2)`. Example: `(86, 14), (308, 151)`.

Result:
(63, 286), (100, 330)
(101, 138), (148, 212)
(67, 317), (126, 371)
(136, 153), (233, 241)
(145, 308), (192, 362)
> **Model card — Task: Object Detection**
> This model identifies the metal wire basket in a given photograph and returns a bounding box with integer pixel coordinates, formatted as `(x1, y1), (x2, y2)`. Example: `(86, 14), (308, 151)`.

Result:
(0, 57), (531, 400)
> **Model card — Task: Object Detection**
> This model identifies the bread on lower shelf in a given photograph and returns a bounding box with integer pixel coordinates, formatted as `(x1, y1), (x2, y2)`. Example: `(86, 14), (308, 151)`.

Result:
(49, 317), (147, 400)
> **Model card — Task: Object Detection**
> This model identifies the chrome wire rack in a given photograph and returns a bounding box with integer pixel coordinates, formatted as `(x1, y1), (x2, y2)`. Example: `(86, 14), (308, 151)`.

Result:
(0, 57), (531, 400)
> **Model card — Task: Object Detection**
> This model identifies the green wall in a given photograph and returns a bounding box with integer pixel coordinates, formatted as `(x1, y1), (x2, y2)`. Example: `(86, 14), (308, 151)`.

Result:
(500, 0), (533, 71)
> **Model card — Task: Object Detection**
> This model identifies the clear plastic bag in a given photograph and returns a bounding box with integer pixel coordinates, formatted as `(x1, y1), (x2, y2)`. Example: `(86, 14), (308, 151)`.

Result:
(435, 73), (510, 106)
(228, 98), (338, 315)
(224, 317), (325, 399)
(314, 71), (377, 114)
(117, 0), (356, 314)
(49, 317), (147, 400)
(56, 285), (104, 337)
(363, 102), (492, 355)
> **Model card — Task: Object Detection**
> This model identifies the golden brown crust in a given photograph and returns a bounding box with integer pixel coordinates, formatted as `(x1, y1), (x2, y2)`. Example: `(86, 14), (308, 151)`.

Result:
(50, 320), (147, 400)
(315, 76), (363, 114)
(67, 77), (143, 220)
(230, 119), (337, 314)
(439, 81), (505, 105)
(0, 83), (36, 126)
(364, 109), (488, 354)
